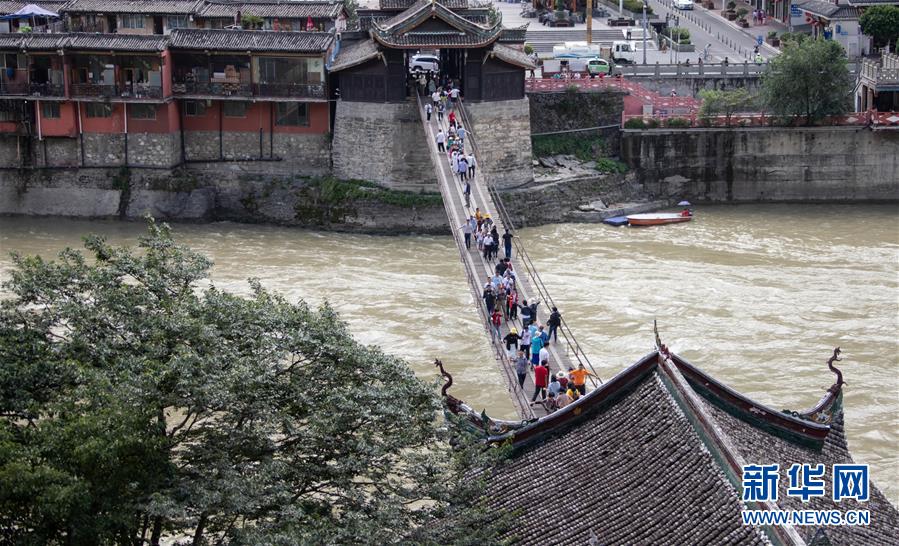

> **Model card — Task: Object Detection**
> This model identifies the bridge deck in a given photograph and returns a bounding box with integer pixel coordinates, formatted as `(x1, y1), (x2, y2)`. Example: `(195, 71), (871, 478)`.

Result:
(416, 95), (599, 420)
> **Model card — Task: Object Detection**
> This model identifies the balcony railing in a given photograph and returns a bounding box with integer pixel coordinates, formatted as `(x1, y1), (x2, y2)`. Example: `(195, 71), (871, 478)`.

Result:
(172, 81), (253, 97)
(71, 83), (163, 99)
(0, 81), (29, 95)
(253, 82), (326, 99)
(29, 83), (66, 97)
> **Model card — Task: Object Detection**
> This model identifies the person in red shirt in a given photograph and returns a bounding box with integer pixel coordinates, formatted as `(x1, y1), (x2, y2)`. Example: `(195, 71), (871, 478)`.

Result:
(490, 308), (502, 340)
(531, 361), (549, 404)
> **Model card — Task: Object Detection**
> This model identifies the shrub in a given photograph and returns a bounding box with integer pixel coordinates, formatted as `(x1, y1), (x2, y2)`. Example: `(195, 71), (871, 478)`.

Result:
(623, 0), (653, 14)
(524, 43), (534, 55)
(726, 1), (736, 9)
(646, 118), (660, 128)
(736, 7), (748, 18)
(664, 27), (691, 44)
(565, 84), (580, 94)
(666, 117), (691, 127)
(623, 118), (647, 129)
(767, 30), (778, 39)
(595, 158), (629, 173)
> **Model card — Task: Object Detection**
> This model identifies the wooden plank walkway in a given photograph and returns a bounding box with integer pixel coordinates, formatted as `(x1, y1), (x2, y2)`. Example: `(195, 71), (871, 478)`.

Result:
(416, 95), (598, 420)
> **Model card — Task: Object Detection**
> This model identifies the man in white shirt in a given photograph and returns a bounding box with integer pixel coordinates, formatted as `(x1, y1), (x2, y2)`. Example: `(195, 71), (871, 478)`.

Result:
(435, 129), (445, 152)
(431, 90), (440, 107)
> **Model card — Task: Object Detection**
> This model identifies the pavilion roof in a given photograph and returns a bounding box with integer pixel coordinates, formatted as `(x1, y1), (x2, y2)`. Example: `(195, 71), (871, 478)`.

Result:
(329, 37), (380, 71)
(370, 0), (501, 49)
(378, 0), (466, 10)
(446, 348), (899, 544)
(489, 43), (534, 69)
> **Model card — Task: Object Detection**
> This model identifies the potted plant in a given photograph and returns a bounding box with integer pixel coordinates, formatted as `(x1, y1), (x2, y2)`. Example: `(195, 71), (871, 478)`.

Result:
(724, 1), (736, 18)
(767, 30), (780, 46)
(704, 0), (715, 8)
(736, 7), (749, 26)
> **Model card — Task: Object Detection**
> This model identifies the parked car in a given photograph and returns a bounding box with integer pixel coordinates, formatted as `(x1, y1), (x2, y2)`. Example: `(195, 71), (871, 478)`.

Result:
(409, 54), (439, 73)
(674, 0), (693, 9)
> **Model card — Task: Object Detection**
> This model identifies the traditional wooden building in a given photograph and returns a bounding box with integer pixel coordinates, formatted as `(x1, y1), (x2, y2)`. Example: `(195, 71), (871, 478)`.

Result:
(329, 0), (535, 190)
(331, 0), (533, 102)
(442, 346), (899, 545)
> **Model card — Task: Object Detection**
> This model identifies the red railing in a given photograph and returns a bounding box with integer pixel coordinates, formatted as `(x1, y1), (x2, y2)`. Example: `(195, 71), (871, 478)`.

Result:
(621, 111), (899, 128)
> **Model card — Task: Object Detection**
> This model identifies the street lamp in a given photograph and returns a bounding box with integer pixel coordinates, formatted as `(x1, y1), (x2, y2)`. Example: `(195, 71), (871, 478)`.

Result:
(642, 2), (648, 64)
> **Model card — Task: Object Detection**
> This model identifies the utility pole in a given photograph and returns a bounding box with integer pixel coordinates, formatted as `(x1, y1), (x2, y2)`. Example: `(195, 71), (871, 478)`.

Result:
(642, 2), (647, 64)
(587, 0), (593, 44)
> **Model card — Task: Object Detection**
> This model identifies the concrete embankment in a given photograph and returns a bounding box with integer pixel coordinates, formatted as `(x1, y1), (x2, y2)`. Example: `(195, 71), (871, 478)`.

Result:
(0, 170), (450, 234)
(621, 126), (899, 202)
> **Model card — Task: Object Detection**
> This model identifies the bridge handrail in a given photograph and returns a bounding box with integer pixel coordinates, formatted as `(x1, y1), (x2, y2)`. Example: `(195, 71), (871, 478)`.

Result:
(456, 99), (602, 387)
(415, 94), (535, 418)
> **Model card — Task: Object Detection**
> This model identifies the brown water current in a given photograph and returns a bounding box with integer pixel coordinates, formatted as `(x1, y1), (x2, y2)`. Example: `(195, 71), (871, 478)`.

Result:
(1, 203), (896, 506)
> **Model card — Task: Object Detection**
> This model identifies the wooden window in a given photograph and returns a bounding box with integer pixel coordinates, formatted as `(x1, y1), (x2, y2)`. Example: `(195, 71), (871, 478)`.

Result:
(275, 102), (308, 126)
(167, 15), (189, 29)
(129, 104), (156, 119)
(41, 102), (60, 119)
(222, 101), (247, 118)
(85, 103), (113, 118)
(183, 100), (206, 116)
(122, 14), (145, 29)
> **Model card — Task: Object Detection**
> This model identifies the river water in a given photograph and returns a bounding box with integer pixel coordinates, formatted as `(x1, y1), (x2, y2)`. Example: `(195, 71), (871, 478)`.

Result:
(1, 203), (896, 505)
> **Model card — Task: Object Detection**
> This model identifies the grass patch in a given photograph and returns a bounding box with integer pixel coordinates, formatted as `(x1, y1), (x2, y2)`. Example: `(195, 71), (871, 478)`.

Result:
(305, 177), (443, 208)
(532, 134), (604, 162)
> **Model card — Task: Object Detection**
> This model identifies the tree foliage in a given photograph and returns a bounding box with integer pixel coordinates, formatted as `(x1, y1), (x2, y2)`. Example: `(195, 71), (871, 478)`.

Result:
(0, 221), (508, 545)
(859, 5), (899, 49)
(761, 39), (852, 124)
(698, 88), (754, 122)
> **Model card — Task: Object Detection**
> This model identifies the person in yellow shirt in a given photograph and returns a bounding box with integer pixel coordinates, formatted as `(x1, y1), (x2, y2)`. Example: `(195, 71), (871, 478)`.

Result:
(569, 363), (594, 395)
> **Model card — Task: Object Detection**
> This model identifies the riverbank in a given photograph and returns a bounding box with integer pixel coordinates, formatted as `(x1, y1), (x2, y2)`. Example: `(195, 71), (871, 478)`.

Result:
(0, 171), (451, 235)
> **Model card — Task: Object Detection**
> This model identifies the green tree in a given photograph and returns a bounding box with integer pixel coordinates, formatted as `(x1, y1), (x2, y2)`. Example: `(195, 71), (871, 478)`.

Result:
(859, 5), (899, 50)
(761, 39), (852, 124)
(0, 221), (507, 545)
(698, 88), (753, 123)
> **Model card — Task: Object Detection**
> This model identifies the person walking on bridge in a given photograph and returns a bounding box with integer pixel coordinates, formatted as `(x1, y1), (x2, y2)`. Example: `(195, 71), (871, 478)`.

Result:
(531, 360), (548, 404)
(466, 152), (476, 179)
(436, 129), (446, 153)
(504, 327), (520, 356)
(569, 363), (595, 396)
(502, 229), (514, 259)
(530, 327), (544, 366)
(459, 217), (473, 249)
(513, 349), (528, 388)
(462, 180), (471, 208)
(547, 306), (562, 345)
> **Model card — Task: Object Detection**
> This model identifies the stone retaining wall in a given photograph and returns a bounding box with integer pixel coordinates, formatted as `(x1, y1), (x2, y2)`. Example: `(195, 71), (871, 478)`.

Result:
(465, 98), (534, 189)
(620, 126), (899, 201)
(331, 100), (437, 191)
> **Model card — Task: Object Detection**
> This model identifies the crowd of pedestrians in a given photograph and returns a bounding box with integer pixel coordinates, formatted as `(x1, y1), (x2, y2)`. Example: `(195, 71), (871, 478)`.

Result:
(427, 76), (593, 416)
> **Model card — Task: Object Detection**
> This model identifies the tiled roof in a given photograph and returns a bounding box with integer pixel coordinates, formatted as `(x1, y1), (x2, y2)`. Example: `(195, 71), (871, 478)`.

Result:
(703, 402), (899, 544)
(796, 0), (859, 19)
(490, 43), (534, 69)
(61, 0), (202, 14)
(371, 0), (501, 49)
(169, 28), (333, 51)
(65, 32), (169, 50)
(199, 0), (343, 19)
(372, 31), (499, 48)
(847, 0), (897, 4)
(0, 0), (66, 14)
(485, 369), (772, 545)
(378, 0), (465, 10)
(0, 32), (166, 51)
(498, 24), (527, 43)
(448, 347), (899, 545)
(329, 37), (380, 71)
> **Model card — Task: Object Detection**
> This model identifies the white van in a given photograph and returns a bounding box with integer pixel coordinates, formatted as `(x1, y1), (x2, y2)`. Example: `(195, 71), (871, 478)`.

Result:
(674, 0), (693, 9)
(611, 41), (636, 63)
